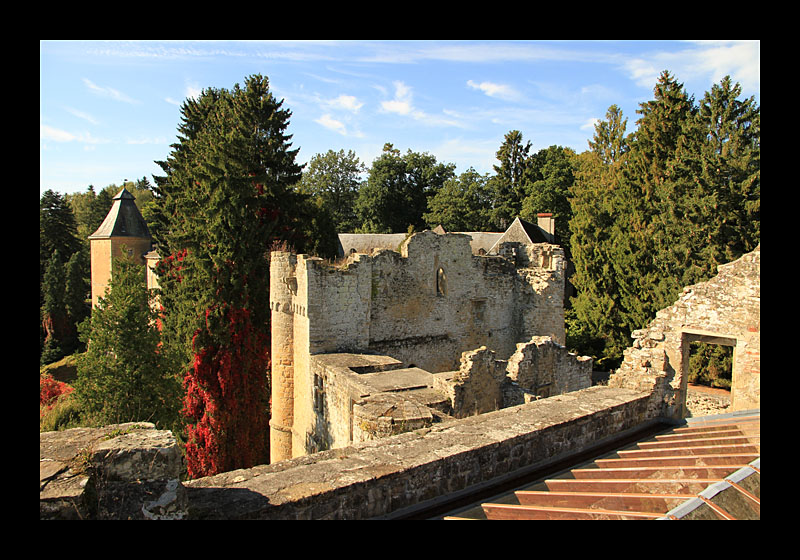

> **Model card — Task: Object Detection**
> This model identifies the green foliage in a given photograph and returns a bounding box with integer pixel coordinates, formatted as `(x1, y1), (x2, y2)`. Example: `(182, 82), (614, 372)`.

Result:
(299, 149), (365, 233)
(688, 342), (732, 389)
(154, 74), (313, 476)
(424, 167), (494, 231)
(73, 251), (181, 430)
(567, 72), (759, 370)
(355, 143), (455, 233)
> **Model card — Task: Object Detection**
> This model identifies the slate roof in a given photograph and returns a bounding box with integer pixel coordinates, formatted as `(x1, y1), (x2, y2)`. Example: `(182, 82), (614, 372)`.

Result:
(335, 217), (550, 258)
(88, 188), (151, 240)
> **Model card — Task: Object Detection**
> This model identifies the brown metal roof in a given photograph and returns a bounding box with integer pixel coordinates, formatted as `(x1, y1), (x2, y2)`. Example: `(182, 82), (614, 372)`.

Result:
(443, 412), (760, 520)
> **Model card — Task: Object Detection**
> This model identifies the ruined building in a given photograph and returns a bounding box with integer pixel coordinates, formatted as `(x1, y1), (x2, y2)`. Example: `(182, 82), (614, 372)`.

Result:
(51, 197), (759, 520)
(87, 195), (591, 463)
(269, 215), (592, 462)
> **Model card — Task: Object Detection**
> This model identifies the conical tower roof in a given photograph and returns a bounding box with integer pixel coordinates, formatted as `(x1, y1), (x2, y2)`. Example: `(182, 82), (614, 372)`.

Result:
(88, 188), (151, 240)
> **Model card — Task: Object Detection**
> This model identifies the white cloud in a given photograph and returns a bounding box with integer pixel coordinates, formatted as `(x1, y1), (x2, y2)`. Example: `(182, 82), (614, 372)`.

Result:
(325, 94), (363, 113)
(380, 81), (464, 127)
(381, 81), (415, 116)
(82, 78), (139, 104)
(467, 80), (520, 101)
(622, 41), (760, 94)
(315, 114), (348, 135)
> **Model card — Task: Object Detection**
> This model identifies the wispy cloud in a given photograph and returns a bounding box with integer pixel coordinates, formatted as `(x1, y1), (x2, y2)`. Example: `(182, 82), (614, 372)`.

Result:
(64, 107), (99, 125)
(83, 78), (139, 104)
(621, 41), (760, 93)
(40, 124), (108, 144)
(380, 81), (464, 127)
(466, 80), (521, 101)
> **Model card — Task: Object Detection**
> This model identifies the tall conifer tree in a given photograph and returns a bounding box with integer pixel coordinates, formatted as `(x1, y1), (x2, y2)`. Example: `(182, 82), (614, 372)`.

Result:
(154, 75), (306, 477)
(568, 105), (630, 367)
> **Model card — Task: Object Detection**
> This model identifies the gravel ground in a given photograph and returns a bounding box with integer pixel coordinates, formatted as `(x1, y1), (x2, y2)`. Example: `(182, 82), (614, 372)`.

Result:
(685, 386), (731, 417)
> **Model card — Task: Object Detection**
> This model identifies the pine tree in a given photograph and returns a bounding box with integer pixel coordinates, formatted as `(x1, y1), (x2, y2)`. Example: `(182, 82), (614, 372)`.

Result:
(74, 251), (180, 429)
(155, 74), (308, 477)
(41, 250), (69, 365)
(568, 105), (630, 367)
(488, 130), (532, 229)
(612, 71), (699, 330)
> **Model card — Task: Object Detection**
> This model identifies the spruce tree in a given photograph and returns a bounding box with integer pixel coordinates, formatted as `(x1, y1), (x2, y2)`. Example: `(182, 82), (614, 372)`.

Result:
(74, 251), (180, 429)
(488, 130), (532, 229)
(568, 105), (630, 367)
(154, 74), (308, 477)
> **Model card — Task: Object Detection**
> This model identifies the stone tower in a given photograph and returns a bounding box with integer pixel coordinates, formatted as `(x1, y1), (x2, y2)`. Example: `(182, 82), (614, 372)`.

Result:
(269, 251), (298, 462)
(88, 188), (152, 307)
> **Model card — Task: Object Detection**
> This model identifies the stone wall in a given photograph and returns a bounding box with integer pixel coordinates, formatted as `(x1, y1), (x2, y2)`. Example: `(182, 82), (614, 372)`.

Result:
(441, 336), (592, 418)
(184, 385), (655, 520)
(272, 230), (570, 460)
(608, 245), (760, 418)
(40, 423), (186, 520)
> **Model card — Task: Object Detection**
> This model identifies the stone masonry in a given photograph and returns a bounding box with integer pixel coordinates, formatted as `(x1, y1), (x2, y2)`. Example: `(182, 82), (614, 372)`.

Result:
(40, 423), (186, 520)
(269, 229), (581, 461)
(608, 245), (760, 418)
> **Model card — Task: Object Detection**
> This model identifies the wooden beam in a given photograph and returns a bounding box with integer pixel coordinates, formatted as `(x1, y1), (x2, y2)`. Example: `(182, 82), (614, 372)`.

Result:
(570, 465), (748, 480)
(515, 490), (689, 512)
(544, 478), (720, 494)
(595, 453), (759, 469)
(481, 502), (664, 520)
(617, 444), (760, 458)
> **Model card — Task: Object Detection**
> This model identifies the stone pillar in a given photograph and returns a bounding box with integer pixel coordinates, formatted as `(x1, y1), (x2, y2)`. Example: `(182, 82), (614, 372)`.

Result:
(269, 252), (296, 463)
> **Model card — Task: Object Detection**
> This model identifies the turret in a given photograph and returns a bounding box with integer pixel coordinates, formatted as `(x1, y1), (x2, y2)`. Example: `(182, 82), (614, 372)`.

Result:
(269, 251), (297, 463)
(88, 188), (152, 307)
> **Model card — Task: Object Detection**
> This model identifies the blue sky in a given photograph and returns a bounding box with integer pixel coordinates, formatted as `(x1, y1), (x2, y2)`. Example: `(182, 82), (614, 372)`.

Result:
(40, 40), (760, 196)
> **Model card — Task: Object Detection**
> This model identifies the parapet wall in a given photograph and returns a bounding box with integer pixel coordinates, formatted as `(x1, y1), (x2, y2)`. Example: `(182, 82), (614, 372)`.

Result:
(184, 385), (654, 520)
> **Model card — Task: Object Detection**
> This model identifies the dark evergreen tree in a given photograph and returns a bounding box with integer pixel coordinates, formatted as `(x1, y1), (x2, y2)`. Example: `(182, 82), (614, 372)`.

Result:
(40, 190), (82, 291)
(41, 250), (69, 365)
(567, 105), (630, 367)
(154, 74), (310, 477)
(488, 130), (532, 229)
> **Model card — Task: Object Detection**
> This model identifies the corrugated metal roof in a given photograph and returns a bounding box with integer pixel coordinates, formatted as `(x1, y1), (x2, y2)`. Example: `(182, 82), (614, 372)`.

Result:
(88, 188), (151, 240)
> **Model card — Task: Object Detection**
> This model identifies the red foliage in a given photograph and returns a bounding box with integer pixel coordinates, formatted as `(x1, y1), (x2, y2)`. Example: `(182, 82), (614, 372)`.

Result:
(40, 375), (73, 416)
(182, 305), (270, 478)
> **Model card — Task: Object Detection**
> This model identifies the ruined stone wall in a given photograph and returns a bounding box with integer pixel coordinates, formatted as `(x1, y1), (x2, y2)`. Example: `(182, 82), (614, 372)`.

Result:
(184, 386), (655, 520)
(608, 245), (760, 418)
(40, 423), (186, 520)
(273, 231), (568, 460)
(443, 336), (592, 418)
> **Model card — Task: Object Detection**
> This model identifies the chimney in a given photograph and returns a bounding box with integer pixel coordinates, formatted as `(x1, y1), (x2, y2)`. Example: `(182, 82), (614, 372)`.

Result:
(537, 213), (555, 242)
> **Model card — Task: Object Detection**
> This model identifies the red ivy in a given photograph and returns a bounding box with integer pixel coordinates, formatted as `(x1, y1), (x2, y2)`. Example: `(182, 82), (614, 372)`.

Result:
(182, 305), (270, 478)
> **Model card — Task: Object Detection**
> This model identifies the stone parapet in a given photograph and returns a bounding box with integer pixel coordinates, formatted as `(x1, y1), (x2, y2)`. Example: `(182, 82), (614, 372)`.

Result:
(184, 386), (653, 520)
(40, 423), (186, 520)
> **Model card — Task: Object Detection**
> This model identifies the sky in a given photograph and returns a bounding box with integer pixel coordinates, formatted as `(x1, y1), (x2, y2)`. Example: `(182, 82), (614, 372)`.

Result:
(40, 40), (760, 196)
